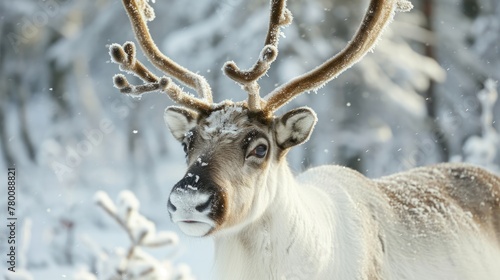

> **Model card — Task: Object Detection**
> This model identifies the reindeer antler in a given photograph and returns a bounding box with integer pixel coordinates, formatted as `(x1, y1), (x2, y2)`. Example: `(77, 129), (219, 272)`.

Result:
(109, 0), (212, 113)
(222, 0), (292, 111)
(224, 0), (412, 117)
(110, 0), (412, 119)
(260, 0), (413, 116)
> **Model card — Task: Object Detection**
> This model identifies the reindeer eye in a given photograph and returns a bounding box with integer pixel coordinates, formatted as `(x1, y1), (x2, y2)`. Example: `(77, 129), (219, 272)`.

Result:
(248, 144), (268, 159)
(182, 130), (195, 157)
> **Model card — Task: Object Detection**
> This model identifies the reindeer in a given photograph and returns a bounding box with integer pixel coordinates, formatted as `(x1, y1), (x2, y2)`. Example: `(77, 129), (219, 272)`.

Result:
(109, 0), (500, 279)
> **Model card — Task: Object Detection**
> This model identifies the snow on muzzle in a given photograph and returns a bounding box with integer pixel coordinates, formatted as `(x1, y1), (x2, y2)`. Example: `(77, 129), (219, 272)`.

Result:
(167, 167), (226, 237)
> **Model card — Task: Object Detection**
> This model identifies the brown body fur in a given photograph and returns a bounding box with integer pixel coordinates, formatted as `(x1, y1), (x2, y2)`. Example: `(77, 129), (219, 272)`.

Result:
(376, 163), (500, 245)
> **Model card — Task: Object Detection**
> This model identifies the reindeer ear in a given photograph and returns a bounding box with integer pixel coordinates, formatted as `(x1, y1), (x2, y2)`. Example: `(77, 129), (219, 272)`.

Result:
(164, 106), (198, 142)
(275, 107), (317, 149)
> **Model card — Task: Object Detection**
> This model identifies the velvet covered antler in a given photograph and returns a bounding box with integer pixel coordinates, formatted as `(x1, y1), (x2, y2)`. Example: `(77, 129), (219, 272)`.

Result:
(110, 0), (412, 118)
(262, 0), (413, 115)
(109, 0), (212, 113)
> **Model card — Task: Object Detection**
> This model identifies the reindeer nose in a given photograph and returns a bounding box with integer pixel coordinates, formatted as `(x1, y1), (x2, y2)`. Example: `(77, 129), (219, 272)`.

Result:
(167, 178), (215, 214)
(168, 191), (214, 214)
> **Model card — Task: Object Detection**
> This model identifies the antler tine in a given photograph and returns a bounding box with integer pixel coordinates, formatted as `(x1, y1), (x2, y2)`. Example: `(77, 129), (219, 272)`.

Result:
(223, 0), (292, 111)
(111, 72), (211, 111)
(110, 41), (160, 93)
(111, 0), (213, 112)
(263, 0), (413, 115)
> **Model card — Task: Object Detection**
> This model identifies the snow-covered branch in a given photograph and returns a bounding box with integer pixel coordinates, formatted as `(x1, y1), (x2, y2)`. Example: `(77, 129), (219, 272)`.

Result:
(91, 190), (194, 280)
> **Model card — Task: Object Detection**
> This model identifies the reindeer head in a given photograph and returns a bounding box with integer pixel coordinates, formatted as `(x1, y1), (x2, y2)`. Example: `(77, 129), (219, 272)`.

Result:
(161, 104), (316, 236)
(109, 0), (412, 236)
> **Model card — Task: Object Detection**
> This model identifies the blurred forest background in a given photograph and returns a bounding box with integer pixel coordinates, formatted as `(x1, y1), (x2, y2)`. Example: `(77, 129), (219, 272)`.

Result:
(0, 0), (499, 278)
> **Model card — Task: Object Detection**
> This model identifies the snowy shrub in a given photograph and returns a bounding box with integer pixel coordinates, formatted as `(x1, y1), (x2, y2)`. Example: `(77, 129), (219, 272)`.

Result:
(88, 190), (195, 280)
